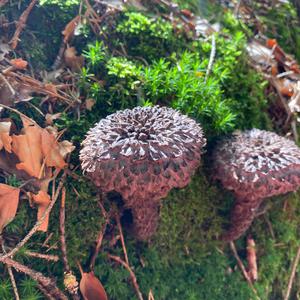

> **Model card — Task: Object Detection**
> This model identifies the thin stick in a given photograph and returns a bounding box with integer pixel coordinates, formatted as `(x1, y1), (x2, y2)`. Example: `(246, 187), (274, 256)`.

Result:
(0, 171), (67, 260)
(0, 73), (15, 95)
(116, 212), (129, 265)
(1, 245), (20, 300)
(25, 251), (59, 262)
(229, 242), (260, 300)
(2, 257), (67, 300)
(9, 0), (38, 49)
(284, 245), (300, 300)
(7, 266), (20, 300)
(205, 34), (216, 83)
(60, 187), (70, 272)
(108, 254), (144, 300)
(89, 194), (109, 270)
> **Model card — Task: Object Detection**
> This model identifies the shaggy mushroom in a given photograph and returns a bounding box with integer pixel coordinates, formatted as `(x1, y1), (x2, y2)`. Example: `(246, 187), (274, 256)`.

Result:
(80, 106), (206, 240)
(211, 128), (300, 241)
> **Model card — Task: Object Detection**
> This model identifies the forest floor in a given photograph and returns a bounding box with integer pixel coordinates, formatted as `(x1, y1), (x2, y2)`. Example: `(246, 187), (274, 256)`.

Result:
(0, 0), (300, 299)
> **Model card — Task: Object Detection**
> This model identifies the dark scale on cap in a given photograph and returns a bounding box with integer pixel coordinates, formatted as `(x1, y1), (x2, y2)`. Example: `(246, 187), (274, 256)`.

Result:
(80, 106), (206, 240)
(212, 129), (300, 241)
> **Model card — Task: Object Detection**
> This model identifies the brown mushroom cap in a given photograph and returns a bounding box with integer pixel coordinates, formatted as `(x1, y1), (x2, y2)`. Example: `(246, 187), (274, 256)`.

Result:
(80, 106), (206, 239)
(211, 129), (300, 241)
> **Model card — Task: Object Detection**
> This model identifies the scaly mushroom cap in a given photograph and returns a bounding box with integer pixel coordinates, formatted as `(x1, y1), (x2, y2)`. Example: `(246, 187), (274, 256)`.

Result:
(212, 129), (300, 200)
(80, 106), (206, 239)
(211, 129), (300, 241)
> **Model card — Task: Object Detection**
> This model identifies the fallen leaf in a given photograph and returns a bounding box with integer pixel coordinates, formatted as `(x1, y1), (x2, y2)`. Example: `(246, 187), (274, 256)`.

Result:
(64, 47), (84, 72)
(12, 117), (43, 178)
(80, 272), (108, 300)
(85, 98), (96, 111)
(45, 113), (62, 126)
(62, 15), (81, 44)
(58, 140), (75, 158)
(0, 121), (12, 152)
(30, 190), (51, 232)
(0, 184), (20, 232)
(266, 38), (277, 48)
(41, 129), (66, 169)
(10, 58), (28, 69)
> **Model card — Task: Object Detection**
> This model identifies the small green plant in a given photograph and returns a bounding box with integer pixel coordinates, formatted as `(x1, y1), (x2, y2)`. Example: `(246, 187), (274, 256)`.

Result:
(83, 41), (107, 68)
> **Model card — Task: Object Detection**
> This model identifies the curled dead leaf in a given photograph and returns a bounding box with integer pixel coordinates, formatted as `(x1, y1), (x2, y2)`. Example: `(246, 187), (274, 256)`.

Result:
(0, 121), (12, 152)
(10, 58), (28, 69)
(80, 272), (108, 300)
(62, 15), (81, 44)
(59, 140), (75, 158)
(0, 183), (20, 233)
(85, 98), (96, 111)
(29, 190), (51, 232)
(41, 129), (66, 169)
(64, 47), (84, 72)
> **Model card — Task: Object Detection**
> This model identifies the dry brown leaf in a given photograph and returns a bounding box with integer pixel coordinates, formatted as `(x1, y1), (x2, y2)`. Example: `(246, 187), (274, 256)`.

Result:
(64, 47), (84, 72)
(80, 272), (108, 300)
(10, 58), (28, 69)
(12, 117), (43, 178)
(45, 113), (62, 126)
(85, 98), (96, 111)
(0, 121), (12, 152)
(41, 129), (66, 169)
(59, 140), (75, 158)
(30, 190), (51, 232)
(62, 15), (81, 44)
(0, 183), (20, 232)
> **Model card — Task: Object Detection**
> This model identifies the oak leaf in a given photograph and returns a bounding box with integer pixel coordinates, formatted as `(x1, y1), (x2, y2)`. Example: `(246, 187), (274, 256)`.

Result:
(12, 117), (43, 178)
(0, 184), (20, 232)
(80, 272), (108, 300)
(41, 129), (66, 169)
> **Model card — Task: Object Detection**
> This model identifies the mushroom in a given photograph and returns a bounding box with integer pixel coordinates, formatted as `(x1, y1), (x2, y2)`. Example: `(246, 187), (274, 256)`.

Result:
(211, 128), (300, 241)
(80, 106), (206, 240)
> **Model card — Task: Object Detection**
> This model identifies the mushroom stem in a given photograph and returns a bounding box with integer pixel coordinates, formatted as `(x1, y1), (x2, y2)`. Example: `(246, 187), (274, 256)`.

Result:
(222, 197), (263, 242)
(130, 200), (160, 241)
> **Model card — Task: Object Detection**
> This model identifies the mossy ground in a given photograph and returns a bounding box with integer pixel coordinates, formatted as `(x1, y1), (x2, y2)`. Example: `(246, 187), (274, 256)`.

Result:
(1, 1), (300, 299)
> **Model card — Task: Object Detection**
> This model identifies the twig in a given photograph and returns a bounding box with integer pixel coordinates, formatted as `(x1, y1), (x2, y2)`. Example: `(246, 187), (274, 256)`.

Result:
(9, 0), (38, 49)
(89, 194), (109, 270)
(2, 257), (67, 300)
(0, 73), (15, 95)
(229, 242), (261, 300)
(1, 245), (20, 300)
(25, 251), (59, 262)
(0, 171), (67, 261)
(60, 187), (70, 272)
(116, 212), (129, 265)
(284, 245), (300, 300)
(36, 284), (56, 300)
(205, 34), (216, 83)
(108, 254), (144, 300)
(263, 214), (275, 239)
(7, 266), (20, 300)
